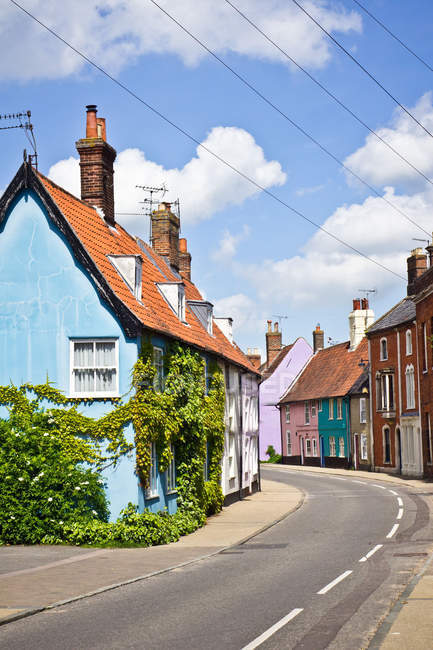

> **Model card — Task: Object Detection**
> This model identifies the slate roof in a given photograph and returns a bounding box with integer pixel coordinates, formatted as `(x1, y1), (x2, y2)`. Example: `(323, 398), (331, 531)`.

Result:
(280, 338), (368, 403)
(366, 297), (415, 335)
(0, 163), (258, 374)
(348, 364), (369, 395)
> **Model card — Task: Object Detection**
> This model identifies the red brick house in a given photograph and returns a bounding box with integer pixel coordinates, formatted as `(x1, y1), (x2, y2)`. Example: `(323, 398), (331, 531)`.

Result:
(366, 249), (424, 477)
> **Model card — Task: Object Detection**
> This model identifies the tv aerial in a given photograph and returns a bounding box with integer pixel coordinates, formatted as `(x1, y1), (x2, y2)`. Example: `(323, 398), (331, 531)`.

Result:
(0, 110), (38, 169)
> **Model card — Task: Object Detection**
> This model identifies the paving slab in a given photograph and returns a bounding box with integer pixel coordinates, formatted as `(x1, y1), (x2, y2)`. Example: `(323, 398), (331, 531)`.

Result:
(0, 478), (302, 625)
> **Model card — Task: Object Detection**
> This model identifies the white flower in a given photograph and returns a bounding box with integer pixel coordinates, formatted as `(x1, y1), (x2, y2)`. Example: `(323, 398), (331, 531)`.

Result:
(15, 433), (20, 437)
(92, 510), (97, 515)
(48, 418), (54, 424)
(10, 516), (15, 520)
(50, 519), (55, 523)
(26, 461), (30, 466)
(33, 476), (39, 482)
(18, 477), (24, 482)
(39, 472), (44, 477)
(43, 433), (49, 437)
(75, 486), (81, 491)
(81, 481), (89, 485)
(59, 520), (63, 525)
(47, 497), (53, 502)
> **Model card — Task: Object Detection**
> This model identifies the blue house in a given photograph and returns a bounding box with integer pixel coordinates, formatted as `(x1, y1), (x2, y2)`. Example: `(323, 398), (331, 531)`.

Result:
(0, 105), (259, 518)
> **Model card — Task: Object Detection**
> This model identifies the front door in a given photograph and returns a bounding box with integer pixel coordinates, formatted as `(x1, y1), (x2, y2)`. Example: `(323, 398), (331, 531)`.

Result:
(354, 434), (359, 470)
(320, 436), (325, 467)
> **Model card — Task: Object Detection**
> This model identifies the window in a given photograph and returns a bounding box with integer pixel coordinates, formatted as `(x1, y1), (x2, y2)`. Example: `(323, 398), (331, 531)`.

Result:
(377, 373), (394, 411)
(228, 433), (236, 478)
(70, 339), (118, 397)
(380, 337), (388, 361)
(306, 439), (311, 456)
(285, 404), (290, 424)
(360, 433), (368, 460)
(405, 365), (415, 409)
(311, 401), (316, 417)
(329, 436), (336, 456)
(318, 399), (323, 412)
(286, 431), (292, 456)
(304, 401), (310, 424)
(328, 398), (334, 420)
(157, 283), (186, 321)
(338, 436), (345, 458)
(406, 330), (412, 356)
(337, 398), (343, 420)
(359, 397), (367, 424)
(153, 346), (164, 392)
(383, 427), (391, 464)
(147, 442), (158, 498)
(422, 322), (427, 370)
(312, 438), (318, 456)
(166, 445), (176, 493)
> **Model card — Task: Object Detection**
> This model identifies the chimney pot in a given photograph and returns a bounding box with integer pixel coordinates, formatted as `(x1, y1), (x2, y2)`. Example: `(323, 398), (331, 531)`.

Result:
(274, 322), (278, 332)
(179, 237), (191, 280)
(77, 105), (117, 226)
(353, 299), (361, 311)
(265, 319), (282, 367)
(267, 320), (272, 332)
(313, 324), (324, 353)
(407, 248), (427, 295)
(361, 298), (369, 310)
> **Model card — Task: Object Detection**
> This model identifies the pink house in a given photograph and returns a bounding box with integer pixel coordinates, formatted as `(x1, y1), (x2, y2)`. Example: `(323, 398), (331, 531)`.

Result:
(280, 394), (320, 466)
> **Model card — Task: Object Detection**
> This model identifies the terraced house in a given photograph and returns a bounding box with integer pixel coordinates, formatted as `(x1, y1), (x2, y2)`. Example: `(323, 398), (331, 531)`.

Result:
(279, 301), (372, 468)
(0, 105), (260, 518)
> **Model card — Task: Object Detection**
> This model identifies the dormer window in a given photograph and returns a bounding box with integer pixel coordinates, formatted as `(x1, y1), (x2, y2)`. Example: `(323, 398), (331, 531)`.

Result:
(380, 337), (388, 361)
(157, 282), (186, 322)
(187, 300), (213, 334)
(108, 255), (142, 300)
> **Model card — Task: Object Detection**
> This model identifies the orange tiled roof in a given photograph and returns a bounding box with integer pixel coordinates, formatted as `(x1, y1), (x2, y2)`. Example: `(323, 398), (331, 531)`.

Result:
(280, 338), (368, 403)
(37, 171), (258, 374)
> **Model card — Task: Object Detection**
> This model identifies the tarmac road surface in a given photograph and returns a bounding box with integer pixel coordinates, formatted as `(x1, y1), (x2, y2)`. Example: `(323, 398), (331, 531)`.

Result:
(0, 466), (431, 650)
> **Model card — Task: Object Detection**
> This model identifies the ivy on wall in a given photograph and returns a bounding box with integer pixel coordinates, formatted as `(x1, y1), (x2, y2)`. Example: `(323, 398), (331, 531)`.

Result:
(0, 340), (226, 545)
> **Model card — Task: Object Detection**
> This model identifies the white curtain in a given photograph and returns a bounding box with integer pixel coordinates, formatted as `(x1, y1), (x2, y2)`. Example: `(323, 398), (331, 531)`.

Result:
(74, 342), (93, 368)
(95, 342), (115, 367)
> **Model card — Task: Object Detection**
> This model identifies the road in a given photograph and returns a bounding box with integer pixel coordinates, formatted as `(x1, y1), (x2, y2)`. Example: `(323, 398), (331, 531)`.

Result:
(1, 467), (432, 650)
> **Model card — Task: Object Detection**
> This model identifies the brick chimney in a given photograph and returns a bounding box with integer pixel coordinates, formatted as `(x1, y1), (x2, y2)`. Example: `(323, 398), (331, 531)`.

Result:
(75, 105), (117, 226)
(407, 248), (427, 295)
(150, 202), (180, 270)
(179, 238), (191, 280)
(313, 324), (324, 353)
(265, 320), (282, 368)
(246, 347), (262, 370)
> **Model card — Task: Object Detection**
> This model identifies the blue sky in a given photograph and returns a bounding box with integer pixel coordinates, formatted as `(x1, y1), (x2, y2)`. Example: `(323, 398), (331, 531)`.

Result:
(2, 0), (433, 358)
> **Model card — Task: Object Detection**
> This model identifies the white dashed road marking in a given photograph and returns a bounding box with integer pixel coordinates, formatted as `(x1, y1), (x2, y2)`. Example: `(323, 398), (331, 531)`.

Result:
(317, 570), (353, 595)
(359, 544), (383, 563)
(397, 497), (403, 507)
(241, 608), (304, 649)
(373, 484), (387, 490)
(397, 508), (403, 520)
(386, 523), (399, 538)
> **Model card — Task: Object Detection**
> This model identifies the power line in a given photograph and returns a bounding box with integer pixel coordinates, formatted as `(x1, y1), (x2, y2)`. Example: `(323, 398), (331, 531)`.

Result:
(350, 0), (433, 74)
(223, 0), (433, 188)
(289, 0), (433, 139)
(9, 0), (406, 282)
(149, 0), (429, 236)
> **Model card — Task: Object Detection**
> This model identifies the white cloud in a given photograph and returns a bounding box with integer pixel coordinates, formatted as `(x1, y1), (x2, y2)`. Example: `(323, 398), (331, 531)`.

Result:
(2, 1), (361, 81)
(241, 185), (433, 310)
(212, 225), (250, 262)
(344, 93), (433, 190)
(295, 183), (325, 197)
(48, 126), (286, 233)
(213, 293), (259, 333)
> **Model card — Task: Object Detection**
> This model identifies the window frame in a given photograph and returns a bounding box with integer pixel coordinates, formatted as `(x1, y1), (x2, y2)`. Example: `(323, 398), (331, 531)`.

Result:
(304, 400), (310, 425)
(359, 397), (367, 424)
(312, 438), (318, 457)
(338, 436), (345, 458)
(286, 431), (292, 456)
(69, 338), (119, 398)
(311, 401), (316, 418)
(405, 329), (412, 356)
(329, 436), (336, 456)
(285, 404), (290, 424)
(383, 427), (391, 464)
(380, 337), (388, 361)
(306, 438), (312, 456)
(328, 398), (334, 420)
(360, 433), (368, 460)
(405, 364), (415, 410)
(336, 398), (343, 420)
(318, 399), (323, 412)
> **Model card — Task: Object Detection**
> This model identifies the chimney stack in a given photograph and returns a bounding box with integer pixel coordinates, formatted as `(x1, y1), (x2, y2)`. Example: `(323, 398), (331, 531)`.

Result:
(265, 320), (282, 368)
(76, 105), (117, 226)
(179, 238), (191, 280)
(407, 248), (427, 295)
(349, 298), (375, 350)
(150, 202), (180, 271)
(313, 324), (324, 353)
(246, 347), (262, 370)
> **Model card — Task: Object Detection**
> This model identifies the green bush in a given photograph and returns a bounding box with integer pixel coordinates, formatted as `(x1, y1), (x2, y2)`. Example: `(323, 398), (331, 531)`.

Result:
(264, 445), (282, 464)
(0, 418), (108, 544)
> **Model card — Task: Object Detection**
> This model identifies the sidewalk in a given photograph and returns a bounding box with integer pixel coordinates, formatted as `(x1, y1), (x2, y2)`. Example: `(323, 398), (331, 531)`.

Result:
(263, 462), (433, 649)
(0, 478), (303, 626)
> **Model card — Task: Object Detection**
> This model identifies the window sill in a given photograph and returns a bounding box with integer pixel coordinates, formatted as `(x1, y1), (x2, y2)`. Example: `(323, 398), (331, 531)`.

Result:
(165, 490), (177, 496)
(68, 393), (120, 399)
(145, 492), (159, 501)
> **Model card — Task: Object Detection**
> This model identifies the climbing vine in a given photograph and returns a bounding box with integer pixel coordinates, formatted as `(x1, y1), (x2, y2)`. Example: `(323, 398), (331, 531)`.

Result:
(0, 341), (226, 545)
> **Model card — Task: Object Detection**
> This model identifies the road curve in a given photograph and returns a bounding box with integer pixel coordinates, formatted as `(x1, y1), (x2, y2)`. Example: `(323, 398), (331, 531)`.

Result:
(0, 467), (431, 650)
